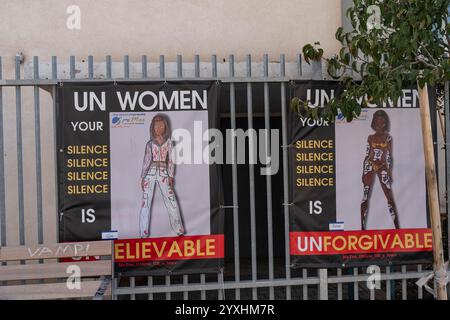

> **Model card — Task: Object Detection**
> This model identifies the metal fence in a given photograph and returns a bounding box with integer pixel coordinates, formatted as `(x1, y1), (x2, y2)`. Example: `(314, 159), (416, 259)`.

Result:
(0, 53), (443, 300)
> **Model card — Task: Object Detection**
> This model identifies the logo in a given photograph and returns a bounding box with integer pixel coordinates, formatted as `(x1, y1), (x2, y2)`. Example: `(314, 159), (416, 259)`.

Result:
(336, 111), (345, 121)
(111, 113), (146, 128)
(112, 116), (121, 125)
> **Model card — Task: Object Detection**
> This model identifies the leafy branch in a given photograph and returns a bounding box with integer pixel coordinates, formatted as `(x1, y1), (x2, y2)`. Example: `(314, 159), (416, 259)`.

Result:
(292, 0), (450, 122)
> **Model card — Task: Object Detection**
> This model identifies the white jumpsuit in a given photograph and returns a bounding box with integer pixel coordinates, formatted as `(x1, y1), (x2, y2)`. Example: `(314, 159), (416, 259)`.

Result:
(139, 138), (184, 237)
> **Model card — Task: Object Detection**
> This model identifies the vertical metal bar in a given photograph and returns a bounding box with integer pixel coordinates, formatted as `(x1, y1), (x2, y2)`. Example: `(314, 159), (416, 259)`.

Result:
(124, 55), (129, 79)
(220, 269), (225, 300)
(263, 54), (274, 300)
(246, 54), (258, 301)
(130, 277), (135, 300)
(88, 55), (93, 79)
(229, 54), (240, 300)
(346, 268), (354, 299)
(121, 54), (134, 298)
(177, 55), (182, 78)
(297, 54), (303, 77)
(194, 55), (200, 78)
(15, 55), (25, 246)
(370, 284), (375, 300)
(445, 81), (450, 261)
(33, 56), (43, 245)
(147, 276), (153, 300)
(401, 265), (407, 300)
(51, 57), (58, 243)
(312, 59), (323, 80)
(390, 266), (396, 299)
(160, 55), (165, 79)
(417, 265), (423, 299)
(106, 55), (112, 79)
(200, 274), (206, 300)
(110, 241), (115, 300)
(70, 56), (75, 79)
(52, 56), (57, 80)
(302, 269), (308, 300)
(165, 276), (171, 300)
(113, 278), (118, 300)
(194, 56), (199, 77)
(212, 55), (217, 78)
(0, 57), (5, 248)
(337, 268), (343, 300)
(218, 273), (223, 300)
(319, 269), (328, 300)
(386, 266), (391, 300)
(211, 57), (217, 301)
(124, 55), (135, 298)
(192, 55), (206, 301)
(176, 55), (183, 301)
(183, 275), (189, 300)
(142, 55), (148, 79)
(353, 268), (359, 300)
(280, 54), (292, 300)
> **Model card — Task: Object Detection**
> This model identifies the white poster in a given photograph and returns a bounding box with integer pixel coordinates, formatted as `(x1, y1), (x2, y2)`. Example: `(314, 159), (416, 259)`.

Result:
(335, 108), (427, 230)
(110, 111), (211, 239)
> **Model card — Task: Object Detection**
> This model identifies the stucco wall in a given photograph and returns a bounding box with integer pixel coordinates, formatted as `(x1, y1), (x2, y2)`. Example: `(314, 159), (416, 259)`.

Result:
(0, 0), (342, 73)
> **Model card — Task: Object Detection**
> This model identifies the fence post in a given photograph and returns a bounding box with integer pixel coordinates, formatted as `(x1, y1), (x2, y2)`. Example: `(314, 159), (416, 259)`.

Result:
(445, 81), (450, 298)
(445, 82), (450, 260)
(319, 269), (328, 300)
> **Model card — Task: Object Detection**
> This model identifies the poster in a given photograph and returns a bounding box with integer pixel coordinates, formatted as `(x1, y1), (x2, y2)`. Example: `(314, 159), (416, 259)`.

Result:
(57, 81), (224, 275)
(289, 81), (434, 268)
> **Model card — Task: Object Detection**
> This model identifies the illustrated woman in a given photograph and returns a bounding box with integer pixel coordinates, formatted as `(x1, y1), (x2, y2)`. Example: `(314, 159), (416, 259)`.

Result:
(360, 110), (400, 230)
(139, 114), (185, 237)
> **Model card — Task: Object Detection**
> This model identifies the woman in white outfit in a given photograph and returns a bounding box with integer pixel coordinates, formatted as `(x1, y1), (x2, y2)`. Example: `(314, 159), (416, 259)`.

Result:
(139, 114), (185, 238)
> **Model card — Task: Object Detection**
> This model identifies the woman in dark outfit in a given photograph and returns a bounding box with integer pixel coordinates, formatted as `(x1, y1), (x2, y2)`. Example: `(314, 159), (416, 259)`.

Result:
(360, 110), (400, 230)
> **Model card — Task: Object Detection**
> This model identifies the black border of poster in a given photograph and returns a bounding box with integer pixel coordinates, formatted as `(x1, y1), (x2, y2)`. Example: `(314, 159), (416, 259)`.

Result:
(288, 80), (435, 268)
(56, 81), (224, 275)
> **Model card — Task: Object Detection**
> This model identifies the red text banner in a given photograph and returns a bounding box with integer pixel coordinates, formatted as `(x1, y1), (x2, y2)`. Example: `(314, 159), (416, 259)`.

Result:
(290, 229), (432, 256)
(114, 235), (224, 262)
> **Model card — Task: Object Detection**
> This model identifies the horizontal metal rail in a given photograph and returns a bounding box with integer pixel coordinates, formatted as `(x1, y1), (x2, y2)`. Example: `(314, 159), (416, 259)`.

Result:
(114, 270), (429, 296)
(0, 77), (297, 86)
(115, 278), (321, 295)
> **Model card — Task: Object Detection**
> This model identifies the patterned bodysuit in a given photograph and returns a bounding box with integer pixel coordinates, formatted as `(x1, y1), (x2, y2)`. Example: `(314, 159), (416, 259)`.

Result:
(139, 138), (185, 237)
(361, 133), (400, 230)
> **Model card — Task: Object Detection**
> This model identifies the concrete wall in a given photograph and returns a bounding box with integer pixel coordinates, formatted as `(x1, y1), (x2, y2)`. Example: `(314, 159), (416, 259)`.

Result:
(0, 0), (342, 74)
(0, 0), (344, 246)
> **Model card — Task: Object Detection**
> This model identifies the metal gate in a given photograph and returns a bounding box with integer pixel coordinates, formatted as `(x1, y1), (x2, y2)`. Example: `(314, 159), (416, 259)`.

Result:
(0, 53), (441, 300)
